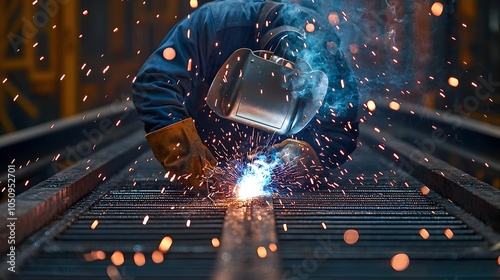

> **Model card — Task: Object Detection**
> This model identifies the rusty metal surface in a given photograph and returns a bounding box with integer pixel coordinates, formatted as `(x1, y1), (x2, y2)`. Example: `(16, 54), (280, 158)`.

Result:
(212, 197), (280, 280)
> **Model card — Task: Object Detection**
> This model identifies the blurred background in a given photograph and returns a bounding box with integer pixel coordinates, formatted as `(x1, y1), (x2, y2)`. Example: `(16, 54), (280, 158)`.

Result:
(0, 0), (499, 188)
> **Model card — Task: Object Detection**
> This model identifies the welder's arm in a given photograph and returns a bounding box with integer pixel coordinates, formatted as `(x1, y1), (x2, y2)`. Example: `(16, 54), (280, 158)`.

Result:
(132, 3), (216, 132)
(131, 5), (218, 190)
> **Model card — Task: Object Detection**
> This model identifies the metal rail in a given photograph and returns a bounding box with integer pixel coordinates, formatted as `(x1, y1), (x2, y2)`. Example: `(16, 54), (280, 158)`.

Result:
(0, 101), (141, 195)
(367, 100), (500, 187)
(1, 123), (499, 279)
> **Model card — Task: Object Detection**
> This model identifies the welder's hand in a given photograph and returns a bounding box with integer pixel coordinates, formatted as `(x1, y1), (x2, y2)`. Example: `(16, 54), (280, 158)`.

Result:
(146, 118), (217, 192)
(268, 139), (324, 184)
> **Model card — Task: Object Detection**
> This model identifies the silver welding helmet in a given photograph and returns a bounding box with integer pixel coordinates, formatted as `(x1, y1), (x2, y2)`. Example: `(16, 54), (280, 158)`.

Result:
(206, 28), (328, 135)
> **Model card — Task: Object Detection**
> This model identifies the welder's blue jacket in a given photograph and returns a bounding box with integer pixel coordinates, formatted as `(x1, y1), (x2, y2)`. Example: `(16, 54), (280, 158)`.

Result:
(132, 0), (359, 170)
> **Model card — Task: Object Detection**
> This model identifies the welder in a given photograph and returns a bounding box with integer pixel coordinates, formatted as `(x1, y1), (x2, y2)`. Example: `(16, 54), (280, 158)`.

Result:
(132, 0), (359, 193)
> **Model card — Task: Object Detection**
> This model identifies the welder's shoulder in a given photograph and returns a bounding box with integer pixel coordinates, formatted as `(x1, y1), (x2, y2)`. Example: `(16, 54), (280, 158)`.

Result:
(201, 0), (264, 31)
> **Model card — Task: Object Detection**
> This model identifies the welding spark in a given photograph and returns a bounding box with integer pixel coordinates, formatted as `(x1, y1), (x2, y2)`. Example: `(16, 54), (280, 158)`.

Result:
(142, 215), (149, 225)
(391, 253), (410, 271)
(235, 154), (280, 200)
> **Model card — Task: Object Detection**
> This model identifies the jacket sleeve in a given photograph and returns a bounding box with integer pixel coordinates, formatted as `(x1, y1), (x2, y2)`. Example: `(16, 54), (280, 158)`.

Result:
(132, 5), (216, 133)
(296, 31), (359, 170)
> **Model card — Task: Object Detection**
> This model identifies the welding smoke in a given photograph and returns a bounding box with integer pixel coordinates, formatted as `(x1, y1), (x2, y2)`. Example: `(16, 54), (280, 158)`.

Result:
(275, 0), (452, 109)
(275, 1), (359, 118)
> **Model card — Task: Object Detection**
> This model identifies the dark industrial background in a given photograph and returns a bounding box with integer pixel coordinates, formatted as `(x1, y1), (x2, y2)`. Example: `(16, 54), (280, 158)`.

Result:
(0, 2), (499, 279)
(1, 0), (499, 188)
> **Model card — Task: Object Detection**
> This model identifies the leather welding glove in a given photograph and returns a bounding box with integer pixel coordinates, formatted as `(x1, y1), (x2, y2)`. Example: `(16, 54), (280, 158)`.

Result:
(145, 118), (218, 192)
(268, 138), (324, 187)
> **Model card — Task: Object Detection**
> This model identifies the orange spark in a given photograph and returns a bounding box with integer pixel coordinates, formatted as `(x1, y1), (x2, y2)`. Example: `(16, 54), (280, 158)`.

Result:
(163, 47), (176, 60)
(134, 252), (146, 266)
(444, 228), (454, 239)
(257, 246), (267, 258)
(389, 101), (400, 111)
(328, 12), (339, 25)
(152, 250), (164, 264)
(419, 228), (430, 239)
(420, 186), (430, 196)
(106, 265), (121, 279)
(343, 229), (359, 245)
(158, 236), (173, 252)
(110, 251), (124, 266)
(305, 23), (315, 32)
(391, 253), (410, 271)
(448, 77), (459, 87)
(431, 2), (444, 16)
(366, 100), (376, 111)
(268, 243), (278, 252)
(211, 238), (220, 248)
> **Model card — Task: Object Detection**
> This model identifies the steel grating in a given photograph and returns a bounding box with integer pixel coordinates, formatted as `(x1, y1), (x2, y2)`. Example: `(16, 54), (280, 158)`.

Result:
(8, 144), (500, 279)
(275, 146), (499, 279)
(12, 152), (227, 280)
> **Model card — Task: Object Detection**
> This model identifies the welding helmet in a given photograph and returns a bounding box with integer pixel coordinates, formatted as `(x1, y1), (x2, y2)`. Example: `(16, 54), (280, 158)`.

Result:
(206, 27), (328, 135)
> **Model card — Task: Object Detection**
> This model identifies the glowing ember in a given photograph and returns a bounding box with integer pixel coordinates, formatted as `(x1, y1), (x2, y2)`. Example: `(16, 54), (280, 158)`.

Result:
(431, 2), (444, 17)
(106, 265), (121, 279)
(158, 236), (173, 252)
(366, 100), (376, 111)
(419, 228), (430, 239)
(212, 237), (220, 248)
(268, 243), (278, 252)
(305, 23), (315, 32)
(84, 250), (106, 262)
(134, 252), (146, 266)
(391, 253), (410, 271)
(328, 12), (340, 25)
(420, 186), (430, 195)
(444, 228), (454, 239)
(93, 250), (106, 260)
(257, 246), (267, 258)
(448, 76), (459, 87)
(90, 219), (99, 230)
(152, 250), (164, 264)
(389, 101), (400, 111)
(349, 44), (359, 54)
(110, 251), (124, 266)
(343, 229), (359, 245)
